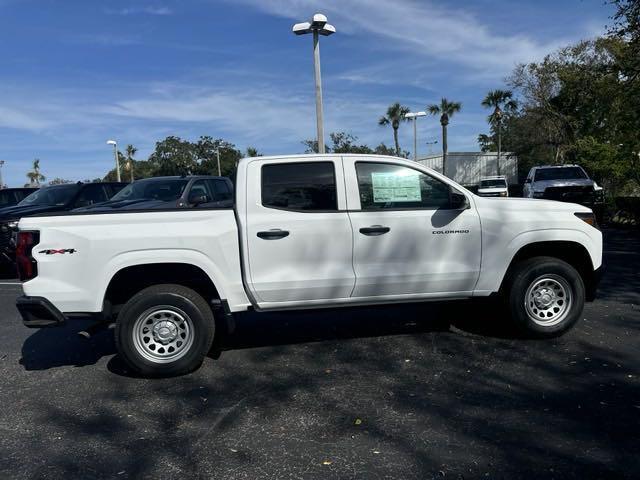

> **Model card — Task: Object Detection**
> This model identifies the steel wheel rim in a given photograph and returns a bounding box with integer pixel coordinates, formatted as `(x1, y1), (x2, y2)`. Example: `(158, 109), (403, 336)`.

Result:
(524, 274), (572, 327)
(132, 306), (194, 363)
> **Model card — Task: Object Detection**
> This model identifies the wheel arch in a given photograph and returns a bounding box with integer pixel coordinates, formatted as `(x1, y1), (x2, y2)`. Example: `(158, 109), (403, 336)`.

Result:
(103, 262), (222, 311)
(499, 240), (597, 299)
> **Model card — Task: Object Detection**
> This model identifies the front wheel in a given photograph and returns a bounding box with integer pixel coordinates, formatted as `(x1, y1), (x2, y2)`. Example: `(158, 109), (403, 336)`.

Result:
(508, 256), (585, 338)
(115, 284), (215, 377)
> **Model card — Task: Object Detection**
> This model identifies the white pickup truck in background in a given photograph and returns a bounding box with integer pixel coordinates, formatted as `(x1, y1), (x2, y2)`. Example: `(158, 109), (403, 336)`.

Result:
(16, 154), (603, 377)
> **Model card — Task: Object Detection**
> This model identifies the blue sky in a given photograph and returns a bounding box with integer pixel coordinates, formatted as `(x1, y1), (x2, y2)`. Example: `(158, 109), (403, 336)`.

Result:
(0, 0), (613, 186)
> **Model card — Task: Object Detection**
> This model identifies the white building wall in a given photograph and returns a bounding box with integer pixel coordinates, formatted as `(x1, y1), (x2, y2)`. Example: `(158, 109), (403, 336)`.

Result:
(417, 152), (518, 186)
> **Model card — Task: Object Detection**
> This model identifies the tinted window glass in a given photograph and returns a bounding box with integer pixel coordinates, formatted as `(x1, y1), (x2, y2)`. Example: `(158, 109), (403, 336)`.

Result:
(534, 167), (587, 181)
(356, 162), (451, 210)
(108, 184), (126, 198)
(210, 180), (232, 201)
(0, 191), (12, 206)
(111, 179), (188, 202)
(190, 180), (212, 201)
(18, 185), (81, 206)
(480, 179), (507, 188)
(75, 184), (108, 207)
(262, 162), (337, 211)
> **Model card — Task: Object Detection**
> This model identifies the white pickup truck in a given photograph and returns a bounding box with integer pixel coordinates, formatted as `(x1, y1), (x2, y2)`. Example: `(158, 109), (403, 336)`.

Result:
(16, 154), (603, 377)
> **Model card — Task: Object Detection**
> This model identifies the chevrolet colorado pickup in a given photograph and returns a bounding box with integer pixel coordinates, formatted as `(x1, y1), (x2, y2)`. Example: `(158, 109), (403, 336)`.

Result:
(16, 155), (603, 377)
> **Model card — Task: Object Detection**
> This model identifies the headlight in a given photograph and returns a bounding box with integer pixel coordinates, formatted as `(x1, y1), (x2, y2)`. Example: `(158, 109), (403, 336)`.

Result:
(500, 191), (507, 197)
(533, 191), (545, 198)
(0, 221), (18, 232)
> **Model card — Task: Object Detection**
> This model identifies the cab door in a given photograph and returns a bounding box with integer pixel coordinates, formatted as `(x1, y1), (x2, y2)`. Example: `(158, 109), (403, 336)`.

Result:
(244, 158), (355, 304)
(344, 157), (481, 297)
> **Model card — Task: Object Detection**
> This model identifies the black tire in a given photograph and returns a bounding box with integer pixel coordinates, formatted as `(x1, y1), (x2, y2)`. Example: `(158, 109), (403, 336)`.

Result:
(115, 284), (215, 377)
(507, 256), (585, 338)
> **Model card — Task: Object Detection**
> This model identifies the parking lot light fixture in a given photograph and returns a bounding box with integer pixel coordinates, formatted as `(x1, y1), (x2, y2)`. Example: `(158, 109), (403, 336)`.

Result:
(106, 140), (121, 182)
(292, 13), (335, 154)
(404, 111), (427, 161)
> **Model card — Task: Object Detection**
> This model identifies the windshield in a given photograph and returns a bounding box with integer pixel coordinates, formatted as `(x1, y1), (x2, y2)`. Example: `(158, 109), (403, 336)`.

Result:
(480, 179), (507, 188)
(111, 179), (189, 202)
(18, 185), (81, 206)
(535, 167), (587, 181)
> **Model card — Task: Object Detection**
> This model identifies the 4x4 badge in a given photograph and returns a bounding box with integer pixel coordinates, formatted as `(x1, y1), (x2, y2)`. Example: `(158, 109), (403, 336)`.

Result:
(39, 249), (77, 255)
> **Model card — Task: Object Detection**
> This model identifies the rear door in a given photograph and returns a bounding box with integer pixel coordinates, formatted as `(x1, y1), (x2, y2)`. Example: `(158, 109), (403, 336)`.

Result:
(344, 157), (481, 297)
(244, 158), (355, 304)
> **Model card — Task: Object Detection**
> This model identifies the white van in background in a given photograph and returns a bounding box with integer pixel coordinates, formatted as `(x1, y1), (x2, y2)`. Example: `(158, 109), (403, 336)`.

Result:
(478, 176), (509, 197)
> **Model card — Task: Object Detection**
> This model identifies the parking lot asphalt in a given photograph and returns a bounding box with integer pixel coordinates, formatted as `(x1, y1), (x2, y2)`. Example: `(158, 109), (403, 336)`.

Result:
(0, 228), (638, 480)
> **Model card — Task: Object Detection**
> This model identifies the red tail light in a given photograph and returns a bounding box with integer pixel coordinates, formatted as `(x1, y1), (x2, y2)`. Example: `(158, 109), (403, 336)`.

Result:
(16, 231), (39, 281)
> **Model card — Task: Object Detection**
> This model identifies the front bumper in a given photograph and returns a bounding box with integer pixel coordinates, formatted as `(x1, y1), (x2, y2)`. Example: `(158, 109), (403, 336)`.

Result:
(16, 295), (66, 328)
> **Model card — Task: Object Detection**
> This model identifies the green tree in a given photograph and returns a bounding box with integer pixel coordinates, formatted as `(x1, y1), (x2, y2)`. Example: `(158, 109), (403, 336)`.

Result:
(427, 98), (462, 176)
(148, 136), (198, 176)
(124, 144), (137, 183)
(194, 136), (242, 177)
(246, 147), (261, 157)
(481, 89), (517, 174)
(378, 103), (410, 156)
(48, 177), (72, 185)
(26, 159), (46, 186)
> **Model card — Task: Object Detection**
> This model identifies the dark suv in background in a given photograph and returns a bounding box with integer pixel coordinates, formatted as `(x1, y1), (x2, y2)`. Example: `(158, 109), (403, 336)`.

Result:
(72, 176), (234, 212)
(0, 182), (126, 267)
(0, 187), (37, 208)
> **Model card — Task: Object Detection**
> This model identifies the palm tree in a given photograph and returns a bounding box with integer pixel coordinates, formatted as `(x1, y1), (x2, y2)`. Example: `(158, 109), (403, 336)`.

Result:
(125, 144), (137, 182)
(481, 89), (517, 175)
(427, 98), (462, 176)
(378, 102), (410, 156)
(26, 159), (46, 186)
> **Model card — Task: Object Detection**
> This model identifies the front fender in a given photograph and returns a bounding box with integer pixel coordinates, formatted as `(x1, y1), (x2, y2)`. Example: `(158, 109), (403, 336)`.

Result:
(474, 228), (602, 294)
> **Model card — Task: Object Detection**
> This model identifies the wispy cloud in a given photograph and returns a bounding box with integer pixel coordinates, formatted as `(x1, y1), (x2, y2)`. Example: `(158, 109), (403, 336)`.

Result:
(228, 0), (578, 78)
(105, 5), (173, 16)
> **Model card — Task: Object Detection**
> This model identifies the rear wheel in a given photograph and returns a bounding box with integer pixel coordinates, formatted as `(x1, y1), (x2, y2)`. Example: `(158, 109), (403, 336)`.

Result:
(508, 256), (585, 337)
(115, 284), (215, 377)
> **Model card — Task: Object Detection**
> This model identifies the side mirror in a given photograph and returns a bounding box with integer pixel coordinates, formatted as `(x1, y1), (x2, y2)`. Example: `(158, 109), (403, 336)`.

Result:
(449, 188), (469, 210)
(525, 178), (532, 184)
(189, 194), (209, 206)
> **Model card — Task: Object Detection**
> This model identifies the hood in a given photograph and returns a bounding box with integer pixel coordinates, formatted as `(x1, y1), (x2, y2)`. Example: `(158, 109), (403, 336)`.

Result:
(531, 178), (594, 191)
(72, 198), (176, 212)
(478, 187), (508, 194)
(0, 204), (67, 221)
(476, 196), (592, 213)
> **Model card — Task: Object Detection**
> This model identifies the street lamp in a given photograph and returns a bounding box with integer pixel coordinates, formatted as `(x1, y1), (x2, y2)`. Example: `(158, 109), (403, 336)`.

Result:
(293, 13), (335, 154)
(214, 141), (230, 176)
(404, 111), (427, 161)
(106, 140), (121, 182)
(0, 160), (4, 189)
(425, 139), (438, 155)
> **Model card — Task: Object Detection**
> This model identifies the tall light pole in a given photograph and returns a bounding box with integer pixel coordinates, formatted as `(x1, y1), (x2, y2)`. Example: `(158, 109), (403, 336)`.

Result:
(426, 140), (438, 155)
(0, 160), (5, 189)
(215, 141), (230, 176)
(405, 111), (427, 161)
(106, 140), (121, 182)
(293, 13), (335, 154)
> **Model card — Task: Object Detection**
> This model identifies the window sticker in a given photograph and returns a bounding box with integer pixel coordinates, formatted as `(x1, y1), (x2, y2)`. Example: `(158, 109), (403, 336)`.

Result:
(371, 171), (422, 202)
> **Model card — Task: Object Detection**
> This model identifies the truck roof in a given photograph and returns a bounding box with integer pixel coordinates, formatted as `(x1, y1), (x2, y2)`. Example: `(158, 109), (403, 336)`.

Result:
(531, 164), (582, 169)
(237, 153), (403, 167)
